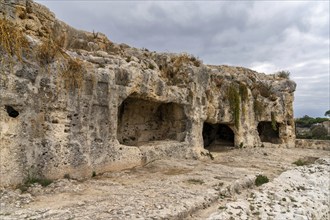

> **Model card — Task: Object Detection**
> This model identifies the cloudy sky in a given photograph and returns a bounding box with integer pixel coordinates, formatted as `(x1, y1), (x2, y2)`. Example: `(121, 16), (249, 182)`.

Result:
(35, 0), (329, 118)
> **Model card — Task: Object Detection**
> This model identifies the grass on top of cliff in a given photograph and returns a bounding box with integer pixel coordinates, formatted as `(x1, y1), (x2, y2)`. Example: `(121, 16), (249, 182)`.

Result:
(172, 53), (202, 68)
(276, 70), (290, 79)
(0, 18), (29, 61)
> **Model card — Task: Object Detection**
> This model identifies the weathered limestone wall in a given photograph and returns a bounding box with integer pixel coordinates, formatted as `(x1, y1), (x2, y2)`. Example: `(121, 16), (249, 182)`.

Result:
(0, 0), (296, 186)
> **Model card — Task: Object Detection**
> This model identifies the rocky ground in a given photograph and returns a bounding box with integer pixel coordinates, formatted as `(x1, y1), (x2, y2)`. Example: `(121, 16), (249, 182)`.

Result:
(0, 147), (329, 220)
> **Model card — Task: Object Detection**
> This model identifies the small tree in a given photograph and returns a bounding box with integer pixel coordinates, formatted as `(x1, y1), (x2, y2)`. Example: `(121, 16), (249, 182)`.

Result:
(325, 110), (330, 117)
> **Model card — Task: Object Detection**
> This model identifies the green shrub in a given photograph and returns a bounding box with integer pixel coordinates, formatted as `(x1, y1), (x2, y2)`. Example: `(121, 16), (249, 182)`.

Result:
(239, 142), (244, 148)
(255, 174), (269, 186)
(311, 126), (327, 139)
(293, 159), (306, 166)
(18, 176), (53, 192)
(292, 157), (320, 166)
(27, 177), (53, 187)
(295, 115), (328, 128)
(277, 70), (290, 79)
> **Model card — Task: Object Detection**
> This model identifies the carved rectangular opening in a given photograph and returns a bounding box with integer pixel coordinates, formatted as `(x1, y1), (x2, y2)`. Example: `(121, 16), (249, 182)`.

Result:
(117, 97), (187, 146)
(202, 122), (235, 151)
(257, 121), (281, 144)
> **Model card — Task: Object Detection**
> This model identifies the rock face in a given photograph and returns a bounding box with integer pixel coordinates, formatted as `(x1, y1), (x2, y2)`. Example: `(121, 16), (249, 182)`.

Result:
(0, 0), (296, 187)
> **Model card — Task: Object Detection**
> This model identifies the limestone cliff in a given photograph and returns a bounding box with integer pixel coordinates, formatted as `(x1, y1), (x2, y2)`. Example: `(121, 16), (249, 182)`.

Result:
(0, 0), (296, 187)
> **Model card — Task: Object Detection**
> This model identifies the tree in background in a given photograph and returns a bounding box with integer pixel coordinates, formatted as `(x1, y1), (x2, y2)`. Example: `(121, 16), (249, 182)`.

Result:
(311, 126), (327, 139)
(295, 115), (328, 128)
(325, 110), (330, 117)
(295, 114), (329, 140)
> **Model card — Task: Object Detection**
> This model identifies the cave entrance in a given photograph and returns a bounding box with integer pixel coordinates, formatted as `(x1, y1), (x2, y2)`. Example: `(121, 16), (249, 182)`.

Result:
(117, 97), (187, 146)
(257, 121), (281, 144)
(202, 122), (235, 151)
(5, 105), (19, 118)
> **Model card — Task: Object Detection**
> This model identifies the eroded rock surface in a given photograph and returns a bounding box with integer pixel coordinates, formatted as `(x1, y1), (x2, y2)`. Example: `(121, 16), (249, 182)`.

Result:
(0, 148), (328, 219)
(1, 0), (296, 186)
(207, 158), (330, 220)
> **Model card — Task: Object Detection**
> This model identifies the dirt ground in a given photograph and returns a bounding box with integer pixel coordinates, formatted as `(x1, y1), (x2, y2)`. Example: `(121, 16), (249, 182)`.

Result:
(0, 147), (329, 220)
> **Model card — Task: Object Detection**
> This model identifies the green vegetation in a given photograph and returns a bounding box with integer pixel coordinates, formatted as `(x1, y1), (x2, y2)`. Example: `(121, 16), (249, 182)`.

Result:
(276, 70), (290, 79)
(293, 159), (306, 166)
(160, 53), (202, 80)
(227, 84), (240, 129)
(271, 112), (277, 131)
(295, 115), (329, 140)
(18, 176), (53, 192)
(255, 174), (269, 186)
(239, 83), (249, 103)
(253, 99), (264, 119)
(239, 83), (248, 114)
(325, 110), (330, 117)
(92, 171), (96, 177)
(201, 151), (214, 160)
(239, 142), (244, 149)
(295, 115), (328, 128)
(292, 157), (318, 166)
(0, 18), (29, 61)
(311, 126), (327, 139)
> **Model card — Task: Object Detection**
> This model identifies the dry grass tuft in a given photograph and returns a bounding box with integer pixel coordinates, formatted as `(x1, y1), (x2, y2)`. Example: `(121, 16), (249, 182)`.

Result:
(62, 58), (84, 91)
(0, 18), (29, 61)
(160, 53), (202, 83)
(37, 37), (68, 65)
(173, 53), (201, 68)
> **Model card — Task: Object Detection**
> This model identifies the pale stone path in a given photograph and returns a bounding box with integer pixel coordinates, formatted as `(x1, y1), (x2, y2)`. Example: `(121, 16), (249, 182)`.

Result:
(0, 148), (329, 220)
(206, 158), (330, 220)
